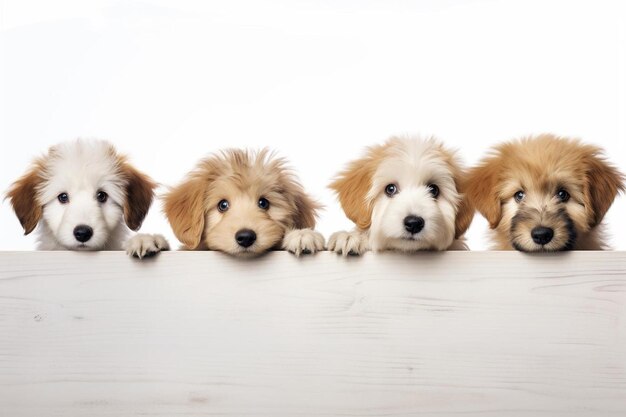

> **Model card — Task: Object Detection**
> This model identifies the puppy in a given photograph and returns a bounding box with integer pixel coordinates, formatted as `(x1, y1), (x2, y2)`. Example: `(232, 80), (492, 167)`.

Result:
(163, 148), (324, 256)
(328, 136), (474, 255)
(7, 139), (169, 257)
(465, 134), (624, 251)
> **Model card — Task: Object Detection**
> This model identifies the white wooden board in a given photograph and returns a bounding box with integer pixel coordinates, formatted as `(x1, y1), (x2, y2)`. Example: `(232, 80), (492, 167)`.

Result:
(0, 251), (625, 416)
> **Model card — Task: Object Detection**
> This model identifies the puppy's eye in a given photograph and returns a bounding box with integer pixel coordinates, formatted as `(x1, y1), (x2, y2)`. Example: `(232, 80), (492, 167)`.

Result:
(514, 191), (525, 202)
(427, 184), (439, 198)
(258, 197), (270, 210)
(96, 191), (108, 203)
(556, 188), (570, 202)
(218, 199), (230, 212)
(385, 184), (398, 197)
(57, 193), (69, 204)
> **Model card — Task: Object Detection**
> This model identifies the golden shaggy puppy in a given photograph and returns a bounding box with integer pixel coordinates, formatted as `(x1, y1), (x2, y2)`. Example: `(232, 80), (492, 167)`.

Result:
(465, 134), (624, 251)
(164, 149), (324, 256)
(328, 136), (474, 255)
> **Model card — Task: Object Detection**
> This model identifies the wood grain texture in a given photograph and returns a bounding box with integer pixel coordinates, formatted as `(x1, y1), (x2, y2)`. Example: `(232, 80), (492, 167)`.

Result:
(0, 251), (625, 417)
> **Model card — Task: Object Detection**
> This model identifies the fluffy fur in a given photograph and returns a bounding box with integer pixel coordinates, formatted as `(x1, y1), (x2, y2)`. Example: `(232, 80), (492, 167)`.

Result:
(465, 134), (624, 251)
(6, 139), (169, 257)
(328, 136), (474, 255)
(163, 149), (324, 256)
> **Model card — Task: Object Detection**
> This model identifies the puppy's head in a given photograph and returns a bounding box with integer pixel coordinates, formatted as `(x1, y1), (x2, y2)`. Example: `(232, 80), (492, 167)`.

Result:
(330, 136), (473, 251)
(6, 139), (156, 250)
(466, 134), (624, 252)
(164, 149), (319, 256)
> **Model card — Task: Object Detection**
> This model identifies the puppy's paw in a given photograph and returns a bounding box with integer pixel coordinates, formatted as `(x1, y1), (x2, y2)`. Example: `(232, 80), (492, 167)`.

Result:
(125, 234), (170, 259)
(327, 230), (369, 256)
(282, 228), (325, 256)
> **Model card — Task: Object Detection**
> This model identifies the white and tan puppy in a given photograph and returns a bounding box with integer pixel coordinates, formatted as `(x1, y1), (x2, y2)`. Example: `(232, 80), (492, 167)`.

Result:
(7, 139), (168, 258)
(328, 136), (473, 255)
(163, 148), (324, 256)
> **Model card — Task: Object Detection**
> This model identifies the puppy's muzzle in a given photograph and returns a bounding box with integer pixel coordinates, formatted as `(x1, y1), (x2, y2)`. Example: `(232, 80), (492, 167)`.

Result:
(73, 225), (93, 243)
(235, 229), (257, 248)
(531, 226), (554, 245)
(404, 215), (425, 235)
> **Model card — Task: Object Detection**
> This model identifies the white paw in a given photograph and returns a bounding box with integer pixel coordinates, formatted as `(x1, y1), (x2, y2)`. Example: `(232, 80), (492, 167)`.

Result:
(125, 234), (170, 259)
(327, 230), (369, 256)
(282, 228), (325, 256)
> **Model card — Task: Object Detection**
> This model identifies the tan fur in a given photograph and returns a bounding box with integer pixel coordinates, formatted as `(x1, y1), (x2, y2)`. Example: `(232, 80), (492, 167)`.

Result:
(442, 150), (475, 239)
(163, 149), (322, 255)
(329, 143), (389, 230)
(6, 157), (46, 235)
(466, 134), (625, 251)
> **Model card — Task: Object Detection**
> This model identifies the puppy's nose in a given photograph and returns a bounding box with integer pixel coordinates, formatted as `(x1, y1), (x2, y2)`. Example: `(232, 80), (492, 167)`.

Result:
(531, 226), (554, 245)
(73, 225), (93, 243)
(235, 229), (257, 248)
(403, 215), (425, 234)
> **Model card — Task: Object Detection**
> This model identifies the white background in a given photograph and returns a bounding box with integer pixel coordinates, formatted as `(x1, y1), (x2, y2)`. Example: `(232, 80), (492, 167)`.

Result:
(1, 0), (624, 250)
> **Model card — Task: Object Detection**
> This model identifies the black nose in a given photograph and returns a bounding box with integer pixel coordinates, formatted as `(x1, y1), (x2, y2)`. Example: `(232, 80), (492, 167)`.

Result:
(73, 225), (93, 243)
(403, 215), (425, 234)
(235, 229), (257, 248)
(531, 226), (554, 245)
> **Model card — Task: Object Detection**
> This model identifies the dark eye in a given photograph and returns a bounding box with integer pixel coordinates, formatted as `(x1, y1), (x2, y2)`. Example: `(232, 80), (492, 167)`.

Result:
(258, 197), (270, 210)
(217, 199), (230, 212)
(427, 184), (439, 198)
(96, 191), (108, 203)
(57, 193), (69, 204)
(556, 188), (570, 202)
(385, 184), (398, 197)
(514, 191), (525, 202)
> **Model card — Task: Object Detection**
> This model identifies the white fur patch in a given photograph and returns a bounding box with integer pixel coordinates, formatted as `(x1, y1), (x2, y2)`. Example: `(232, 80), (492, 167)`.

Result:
(327, 230), (369, 256)
(282, 228), (325, 256)
(125, 234), (170, 258)
(367, 136), (461, 252)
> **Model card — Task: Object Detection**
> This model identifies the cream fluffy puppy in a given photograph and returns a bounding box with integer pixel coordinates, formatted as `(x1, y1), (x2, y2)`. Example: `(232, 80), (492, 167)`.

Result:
(7, 139), (168, 258)
(328, 136), (473, 255)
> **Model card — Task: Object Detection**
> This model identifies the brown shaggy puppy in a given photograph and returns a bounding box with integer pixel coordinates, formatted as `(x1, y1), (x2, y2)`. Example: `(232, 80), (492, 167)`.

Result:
(328, 136), (474, 255)
(164, 149), (324, 256)
(465, 134), (624, 251)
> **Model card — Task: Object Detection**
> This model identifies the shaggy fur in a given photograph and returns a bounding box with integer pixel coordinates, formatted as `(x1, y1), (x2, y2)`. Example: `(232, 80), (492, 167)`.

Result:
(328, 136), (474, 255)
(163, 149), (324, 256)
(465, 134), (624, 251)
(6, 139), (168, 257)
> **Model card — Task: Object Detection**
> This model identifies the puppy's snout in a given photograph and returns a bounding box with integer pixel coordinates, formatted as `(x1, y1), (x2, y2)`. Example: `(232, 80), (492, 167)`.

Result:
(73, 225), (93, 243)
(235, 229), (257, 248)
(403, 215), (425, 234)
(531, 226), (554, 245)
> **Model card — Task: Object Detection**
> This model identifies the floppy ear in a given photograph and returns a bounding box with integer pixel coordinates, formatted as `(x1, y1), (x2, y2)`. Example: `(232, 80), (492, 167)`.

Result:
(584, 151), (625, 228)
(120, 162), (157, 231)
(292, 189), (321, 229)
(454, 177), (475, 239)
(163, 175), (207, 249)
(329, 147), (384, 230)
(465, 159), (502, 229)
(6, 164), (44, 235)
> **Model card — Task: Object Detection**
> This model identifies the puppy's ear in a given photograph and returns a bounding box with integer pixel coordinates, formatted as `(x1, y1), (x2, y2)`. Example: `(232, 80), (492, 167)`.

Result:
(465, 159), (502, 229)
(584, 150), (625, 228)
(292, 190), (321, 229)
(454, 178), (475, 239)
(163, 175), (207, 249)
(441, 149), (475, 239)
(329, 146), (385, 230)
(120, 162), (157, 231)
(6, 164), (44, 235)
